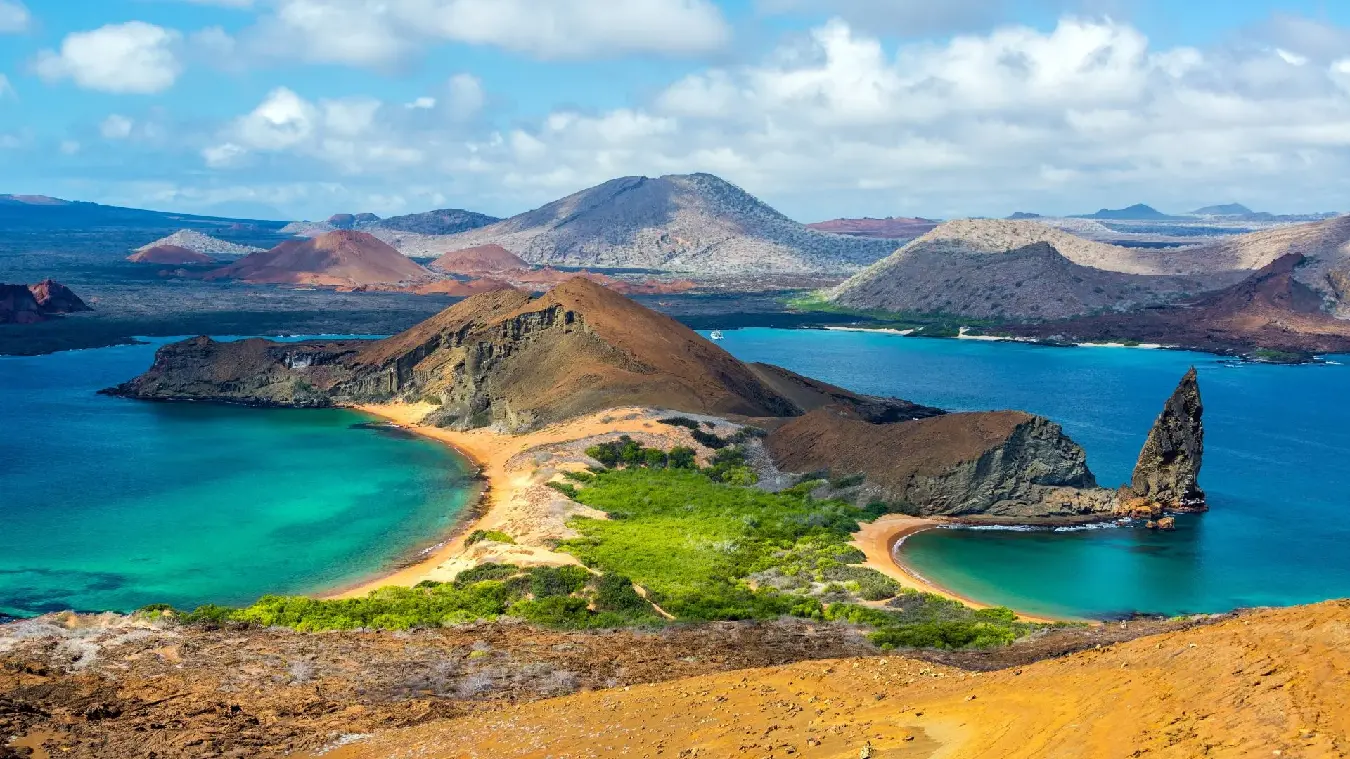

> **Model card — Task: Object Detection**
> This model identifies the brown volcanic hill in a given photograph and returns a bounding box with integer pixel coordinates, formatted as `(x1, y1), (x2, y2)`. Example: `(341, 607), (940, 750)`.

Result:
(127, 244), (216, 265)
(765, 406), (1112, 520)
(828, 240), (1217, 320)
(331, 600), (1350, 759)
(430, 244), (529, 275)
(206, 230), (431, 287)
(1001, 253), (1350, 355)
(1, 279), (90, 324)
(805, 216), (940, 239)
(108, 278), (926, 431)
(28, 279), (90, 313)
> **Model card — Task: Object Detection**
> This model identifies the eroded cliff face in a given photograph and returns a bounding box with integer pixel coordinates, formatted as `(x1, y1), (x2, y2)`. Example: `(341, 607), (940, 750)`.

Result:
(1120, 367), (1206, 515)
(902, 416), (1116, 519)
(765, 408), (1117, 521)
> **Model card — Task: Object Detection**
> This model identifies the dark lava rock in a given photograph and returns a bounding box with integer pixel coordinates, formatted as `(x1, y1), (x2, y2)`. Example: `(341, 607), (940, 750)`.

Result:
(1127, 367), (1205, 512)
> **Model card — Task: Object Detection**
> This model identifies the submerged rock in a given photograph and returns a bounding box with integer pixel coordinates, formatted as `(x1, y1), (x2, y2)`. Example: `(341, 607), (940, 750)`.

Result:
(1124, 368), (1206, 513)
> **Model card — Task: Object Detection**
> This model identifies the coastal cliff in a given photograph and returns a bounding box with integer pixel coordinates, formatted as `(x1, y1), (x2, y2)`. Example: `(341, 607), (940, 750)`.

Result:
(765, 368), (1207, 523)
(766, 407), (1115, 521)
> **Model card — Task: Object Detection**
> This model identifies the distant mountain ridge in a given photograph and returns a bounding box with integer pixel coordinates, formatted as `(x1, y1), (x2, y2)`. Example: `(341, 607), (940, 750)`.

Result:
(1076, 204), (1188, 221)
(804, 217), (939, 239)
(1191, 203), (1254, 217)
(281, 208), (502, 239)
(0, 194), (287, 231)
(424, 173), (896, 275)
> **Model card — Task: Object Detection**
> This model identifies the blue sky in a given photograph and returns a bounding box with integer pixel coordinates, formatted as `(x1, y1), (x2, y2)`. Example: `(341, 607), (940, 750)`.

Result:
(3, 0), (1350, 221)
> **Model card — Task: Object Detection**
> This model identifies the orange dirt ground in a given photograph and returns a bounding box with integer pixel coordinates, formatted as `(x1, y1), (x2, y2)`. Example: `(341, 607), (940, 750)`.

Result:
(321, 600), (1350, 759)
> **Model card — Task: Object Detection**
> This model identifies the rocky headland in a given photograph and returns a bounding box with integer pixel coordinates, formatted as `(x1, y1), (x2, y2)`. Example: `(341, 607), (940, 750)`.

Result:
(763, 368), (1204, 524)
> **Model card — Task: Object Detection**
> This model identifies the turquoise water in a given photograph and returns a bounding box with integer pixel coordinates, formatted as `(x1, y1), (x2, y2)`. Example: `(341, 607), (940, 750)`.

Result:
(0, 338), (475, 618)
(709, 328), (1350, 619)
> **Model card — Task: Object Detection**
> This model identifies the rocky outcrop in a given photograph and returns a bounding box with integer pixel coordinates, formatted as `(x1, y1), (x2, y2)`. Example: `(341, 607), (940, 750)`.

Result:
(1, 279), (90, 324)
(1121, 368), (1205, 515)
(765, 406), (1117, 521)
(107, 278), (924, 431)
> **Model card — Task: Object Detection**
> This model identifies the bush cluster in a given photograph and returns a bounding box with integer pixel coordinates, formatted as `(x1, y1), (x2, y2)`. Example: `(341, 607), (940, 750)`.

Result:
(585, 436), (698, 471)
(465, 529), (516, 546)
(157, 564), (661, 632)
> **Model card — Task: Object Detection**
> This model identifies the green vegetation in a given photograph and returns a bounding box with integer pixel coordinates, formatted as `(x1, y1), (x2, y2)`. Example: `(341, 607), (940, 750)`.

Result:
(556, 458), (1034, 648)
(149, 564), (662, 631)
(584, 435), (698, 471)
(784, 292), (999, 337)
(1248, 348), (1310, 364)
(465, 529), (516, 546)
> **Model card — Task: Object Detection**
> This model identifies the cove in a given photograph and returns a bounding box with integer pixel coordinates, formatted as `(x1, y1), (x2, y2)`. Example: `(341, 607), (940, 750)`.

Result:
(709, 328), (1350, 619)
(0, 337), (475, 618)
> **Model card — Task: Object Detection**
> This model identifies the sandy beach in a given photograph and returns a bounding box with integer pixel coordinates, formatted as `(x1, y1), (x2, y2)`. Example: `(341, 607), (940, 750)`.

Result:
(324, 404), (729, 598)
(324, 403), (1063, 622)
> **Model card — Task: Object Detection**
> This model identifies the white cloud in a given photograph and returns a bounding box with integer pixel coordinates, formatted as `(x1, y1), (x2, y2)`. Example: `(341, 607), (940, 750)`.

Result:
(207, 87), (425, 172)
(100, 114), (135, 140)
(445, 73), (484, 120)
(1276, 48), (1309, 66)
(0, 0), (29, 34)
(33, 22), (184, 94)
(240, 0), (729, 66)
(406, 96), (436, 110)
(192, 15), (1350, 219)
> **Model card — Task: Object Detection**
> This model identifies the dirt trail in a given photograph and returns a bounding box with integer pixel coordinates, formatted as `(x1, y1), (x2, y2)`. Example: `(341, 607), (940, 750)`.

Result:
(320, 600), (1350, 759)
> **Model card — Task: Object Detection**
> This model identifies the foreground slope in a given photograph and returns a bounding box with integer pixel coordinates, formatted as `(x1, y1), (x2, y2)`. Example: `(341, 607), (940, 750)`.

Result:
(427, 173), (896, 274)
(326, 600), (1350, 759)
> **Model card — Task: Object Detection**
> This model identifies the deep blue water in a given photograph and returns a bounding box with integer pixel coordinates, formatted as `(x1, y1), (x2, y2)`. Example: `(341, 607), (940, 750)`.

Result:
(0, 337), (475, 618)
(708, 328), (1350, 619)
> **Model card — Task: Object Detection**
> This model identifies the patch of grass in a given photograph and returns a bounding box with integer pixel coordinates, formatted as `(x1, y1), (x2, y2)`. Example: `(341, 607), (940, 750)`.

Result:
(545, 481), (580, 499)
(465, 529), (516, 546)
(169, 564), (662, 631)
(585, 436), (697, 470)
(783, 293), (999, 335)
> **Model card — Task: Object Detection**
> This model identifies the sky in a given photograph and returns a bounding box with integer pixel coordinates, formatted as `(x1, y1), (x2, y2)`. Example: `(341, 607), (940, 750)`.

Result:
(3, 0), (1350, 222)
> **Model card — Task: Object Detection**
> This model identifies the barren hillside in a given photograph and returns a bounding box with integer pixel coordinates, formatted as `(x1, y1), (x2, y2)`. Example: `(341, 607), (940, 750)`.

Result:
(426, 173), (895, 275)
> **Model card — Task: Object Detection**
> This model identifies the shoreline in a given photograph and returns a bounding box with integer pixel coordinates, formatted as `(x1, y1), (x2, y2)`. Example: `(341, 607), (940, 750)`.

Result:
(850, 516), (1066, 624)
(324, 408), (1073, 623)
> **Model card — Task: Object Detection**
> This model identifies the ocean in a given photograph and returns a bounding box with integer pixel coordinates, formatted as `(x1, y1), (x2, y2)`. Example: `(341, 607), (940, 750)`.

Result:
(0, 337), (475, 617)
(708, 328), (1350, 620)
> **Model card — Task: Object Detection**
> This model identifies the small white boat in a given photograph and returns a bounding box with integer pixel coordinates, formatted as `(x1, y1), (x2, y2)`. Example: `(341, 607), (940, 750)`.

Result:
(709, 330), (724, 341)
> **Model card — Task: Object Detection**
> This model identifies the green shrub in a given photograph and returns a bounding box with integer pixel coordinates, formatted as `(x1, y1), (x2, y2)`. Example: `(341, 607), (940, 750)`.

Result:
(465, 529), (516, 546)
(453, 563), (521, 586)
(829, 473), (866, 489)
(529, 565), (592, 598)
(658, 416), (701, 431)
(546, 481), (580, 499)
(668, 446), (696, 470)
(690, 429), (728, 449)
(561, 470), (594, 483)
